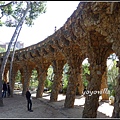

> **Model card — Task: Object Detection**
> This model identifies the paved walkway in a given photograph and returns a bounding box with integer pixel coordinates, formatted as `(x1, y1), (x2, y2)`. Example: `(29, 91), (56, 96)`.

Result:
(0, 90), (114, 118)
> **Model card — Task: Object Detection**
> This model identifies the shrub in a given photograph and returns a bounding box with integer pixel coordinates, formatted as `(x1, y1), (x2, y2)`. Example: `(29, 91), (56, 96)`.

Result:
(44, 79), (53, 91)
(110, 89), (115, 97)
(62, 79), (68, 94)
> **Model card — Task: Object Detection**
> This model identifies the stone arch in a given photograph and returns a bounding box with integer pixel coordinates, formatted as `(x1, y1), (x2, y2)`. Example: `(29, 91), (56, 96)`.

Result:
(35, 61), (50, 98)
(50, 59), (66, 102)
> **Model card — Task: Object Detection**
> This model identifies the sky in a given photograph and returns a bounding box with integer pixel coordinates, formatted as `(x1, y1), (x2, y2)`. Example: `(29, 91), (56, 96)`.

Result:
(0, 1), (80, 48)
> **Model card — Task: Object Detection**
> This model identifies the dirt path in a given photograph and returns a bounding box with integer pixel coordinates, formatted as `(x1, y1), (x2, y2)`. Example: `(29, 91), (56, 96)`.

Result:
(0, 91), (114, 118)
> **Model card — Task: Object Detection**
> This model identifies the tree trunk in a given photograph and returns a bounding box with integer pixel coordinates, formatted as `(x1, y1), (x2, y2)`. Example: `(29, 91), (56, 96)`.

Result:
(9, 23), (23, 97)
(0, 2), (30, 106)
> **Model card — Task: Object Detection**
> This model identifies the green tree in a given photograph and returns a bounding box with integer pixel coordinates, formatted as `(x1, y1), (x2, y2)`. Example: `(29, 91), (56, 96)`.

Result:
(44, 79), (53, 91)
(15, 70), (21, 83)
(45, 63), (69, 93)
(30, 69), (38, 90)
(107, 60), (118, 96)
(0, 47), (6, 53)
(62, 63), (69, 94)
(0, 1), (47, 106)
(47, 65), (54, 82)
(45, 65), (54, 91)
(82, 63), (90, 88)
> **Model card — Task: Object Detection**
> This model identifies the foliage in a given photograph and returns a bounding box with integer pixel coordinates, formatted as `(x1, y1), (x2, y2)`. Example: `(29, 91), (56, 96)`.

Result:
(82, 63), (90, 87)
(62, 63), (69, 94)
(110, 89), (115, 97)
(15, 70), (21, 83)
(107, 60), (118, 85)
(107, 60), (118, 96)
(30, 69), (38, 88)
(62, 63), (69, 81)
(45, 63), (70, 93)
(15, 69), (39, 90)
(0, 47), (6, 53)
(0, 2), (47, 106)
(62, 79), (68, 94)
(44, 79), (53, 91)
(0, 1), (47, 27)
(63, 63), (69, 74)
(47, 65), (54, 82)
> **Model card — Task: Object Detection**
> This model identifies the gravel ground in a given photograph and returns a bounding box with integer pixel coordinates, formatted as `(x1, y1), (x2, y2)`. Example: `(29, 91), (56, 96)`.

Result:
(0, 91), (114, 119)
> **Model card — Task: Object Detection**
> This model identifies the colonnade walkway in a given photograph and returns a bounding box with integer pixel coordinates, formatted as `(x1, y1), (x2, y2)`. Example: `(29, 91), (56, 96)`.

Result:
(0, 90), (113, 118)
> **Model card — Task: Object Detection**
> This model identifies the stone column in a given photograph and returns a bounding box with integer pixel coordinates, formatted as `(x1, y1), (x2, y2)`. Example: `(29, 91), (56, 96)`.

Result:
(22, 64), (33, 96)
(105, 5), (120, 117)
(82, 57), (107, 117)
(111, 38), (120, 117)
(20, 69), (24, 88)
(100, 70), (109, 100)
(36, 63), (49, 98)
(76, 64), (84, 95)
(82, 33), (109, 117)
(64, 54), (83, 108)
(50, 60), (65, 102)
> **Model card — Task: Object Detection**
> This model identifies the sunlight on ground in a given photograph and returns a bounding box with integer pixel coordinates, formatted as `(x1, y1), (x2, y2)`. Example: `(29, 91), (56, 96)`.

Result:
(42, 93), (50, 99)
(97, 102), (114, 117)
(41, 93), (113, 117)
(74, 96), (85, 106)
(14, 90), (22, 94)
(74, 96), (113, 117)
(41, 93), (66, 101)
(57, 94), (66, 101)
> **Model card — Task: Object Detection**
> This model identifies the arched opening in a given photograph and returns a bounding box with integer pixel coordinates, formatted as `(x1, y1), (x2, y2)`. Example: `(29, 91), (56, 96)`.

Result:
(29, 69), (38, 91)
(62, 63), (69, 94)
(45, 65), (54, 92)
(13, 70), (22, 95)
(45, 63), (69, 94)
(82, 58), (90, 93)
(14, 70), (22, 90)
(107, 53), (118, 101)
(97, 53), (118, 117)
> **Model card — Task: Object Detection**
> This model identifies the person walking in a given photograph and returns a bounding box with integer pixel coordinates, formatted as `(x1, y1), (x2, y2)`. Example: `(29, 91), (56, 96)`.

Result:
(25, 88), (33, 112)
(2, 81), (7, 98)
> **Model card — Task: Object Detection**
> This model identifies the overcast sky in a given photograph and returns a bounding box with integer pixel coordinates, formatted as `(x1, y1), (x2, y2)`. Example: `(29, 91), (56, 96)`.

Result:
(0, 1), (80, 47)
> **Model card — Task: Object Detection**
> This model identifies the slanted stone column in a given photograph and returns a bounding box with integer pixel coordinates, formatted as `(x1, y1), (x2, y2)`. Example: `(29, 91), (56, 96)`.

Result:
(111, 37), (120, 117)
(22, 64), (33, 96)
(50, 60), (65, 102)
(76, 64), (84, 95)
(82, 32), (109, 118)
(64, 53), (83, 108)
(36, 63), (50, 98)
(20, 69), (24, 88)
(112, 53), (120, 118)
(82, 57), (107, 117)
(101, 70), (109, 100)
